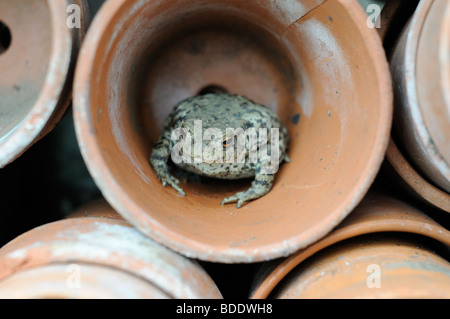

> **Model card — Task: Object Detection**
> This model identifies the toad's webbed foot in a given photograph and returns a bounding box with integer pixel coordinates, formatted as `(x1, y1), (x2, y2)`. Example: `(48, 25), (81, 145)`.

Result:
(221, 166), (274, 208)
(150, 145), (186, 196)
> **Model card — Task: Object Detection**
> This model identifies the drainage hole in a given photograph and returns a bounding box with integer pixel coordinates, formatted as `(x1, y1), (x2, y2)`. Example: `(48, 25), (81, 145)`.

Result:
(0, 21), (12, 55)
(198, 84), (228, 95)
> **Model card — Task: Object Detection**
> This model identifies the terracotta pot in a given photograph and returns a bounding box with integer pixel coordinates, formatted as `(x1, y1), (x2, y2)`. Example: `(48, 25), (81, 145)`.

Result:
(73, 0), (392, 262)
(389, 0), (450, 193)
(270, 235), (450, 298)
(250, 192), (450, 298)
(0, 200), (222, 299)
(358, 0), (450, 212)
(0, 0), (90, 167)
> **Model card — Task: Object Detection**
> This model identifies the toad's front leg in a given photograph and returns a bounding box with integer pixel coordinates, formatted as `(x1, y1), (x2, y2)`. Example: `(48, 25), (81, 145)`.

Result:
(221, 163), (274, 208)
(150, 131), (186, 196)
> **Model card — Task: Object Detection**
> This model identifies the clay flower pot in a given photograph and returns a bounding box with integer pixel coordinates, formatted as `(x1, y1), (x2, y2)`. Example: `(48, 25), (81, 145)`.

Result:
(0, 0), (90, 167)
(269, 235), (450, 298)
(358, 1), (449, 212)
(389, 0), (450, 194)
(250, 192), (450, 298)
(73, 0), (392, 262)
(0, 200), (222, 299)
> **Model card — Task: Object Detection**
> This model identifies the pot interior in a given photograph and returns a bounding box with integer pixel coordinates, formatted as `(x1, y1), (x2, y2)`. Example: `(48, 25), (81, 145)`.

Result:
(84, 0), (389, 261)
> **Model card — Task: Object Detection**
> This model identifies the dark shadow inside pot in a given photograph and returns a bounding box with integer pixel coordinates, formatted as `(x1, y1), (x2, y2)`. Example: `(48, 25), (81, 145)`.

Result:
(0, 21), (12, 55)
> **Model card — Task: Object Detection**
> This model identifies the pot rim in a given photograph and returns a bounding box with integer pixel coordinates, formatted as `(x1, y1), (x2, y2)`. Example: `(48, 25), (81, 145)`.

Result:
(250, 193), (450, 298)
(0, 263), (170, 299)
(386, 139), (450, 213)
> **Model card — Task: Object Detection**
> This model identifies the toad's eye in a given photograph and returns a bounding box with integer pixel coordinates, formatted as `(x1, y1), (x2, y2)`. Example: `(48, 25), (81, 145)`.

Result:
(222, 136), (233, 148)
(180, 127), (187, 138)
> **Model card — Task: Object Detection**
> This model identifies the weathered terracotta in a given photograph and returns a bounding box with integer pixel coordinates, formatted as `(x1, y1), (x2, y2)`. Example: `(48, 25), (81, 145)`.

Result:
(0, 0), (90, 167)
(0, 264), (170, 299)
(358, 1), (449, 212)
(73, 0), (392, 262)
(0, 200), (222, 299)
(270, 235), (450, 298)
(390, 0), (450, 193)
(250, 192), (450, 298)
